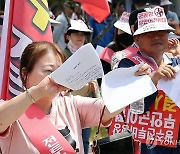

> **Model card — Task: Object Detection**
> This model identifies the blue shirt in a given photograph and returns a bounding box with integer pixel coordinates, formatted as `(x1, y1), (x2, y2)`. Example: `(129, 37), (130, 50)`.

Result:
(166, 11), (179, 23)
(89, 15), (116, 48)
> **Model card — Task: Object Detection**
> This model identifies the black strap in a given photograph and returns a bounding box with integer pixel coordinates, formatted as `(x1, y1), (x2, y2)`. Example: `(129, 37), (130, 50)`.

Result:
(64, 12), (71, 27)
(96, 106), (106, 136)
(92, 106), (130, 153)
(91, 15), (117, 46)
(91, 2), (121, 46)
(0, 17), (3, 25)
(95, 106), (128, 137)
(92, 106), (106, 153)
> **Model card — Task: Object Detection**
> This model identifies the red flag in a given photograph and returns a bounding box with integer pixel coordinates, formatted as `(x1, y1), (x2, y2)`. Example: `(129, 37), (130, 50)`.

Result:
(0, 0), (53, 100)
(74, 0), (110, 23)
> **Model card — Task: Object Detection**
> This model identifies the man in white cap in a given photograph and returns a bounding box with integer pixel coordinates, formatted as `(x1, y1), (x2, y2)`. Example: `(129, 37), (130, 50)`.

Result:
(117, 5), (180, 154)
(160, 0), (179, 35)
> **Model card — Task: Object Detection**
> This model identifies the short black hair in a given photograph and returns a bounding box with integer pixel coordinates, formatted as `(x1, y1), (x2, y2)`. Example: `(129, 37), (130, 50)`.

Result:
(64, 1), (74, 10)
(133, 0), (150, 5)
(129, 9), (144, 28)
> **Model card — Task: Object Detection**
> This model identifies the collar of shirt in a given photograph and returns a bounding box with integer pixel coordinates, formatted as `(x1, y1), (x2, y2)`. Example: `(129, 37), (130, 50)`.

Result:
(131, 42), (139, 48)
(138, 51), (172, 68)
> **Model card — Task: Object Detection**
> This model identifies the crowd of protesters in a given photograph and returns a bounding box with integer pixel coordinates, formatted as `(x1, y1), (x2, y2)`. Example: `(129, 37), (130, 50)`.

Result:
(0, 0), (180, 153)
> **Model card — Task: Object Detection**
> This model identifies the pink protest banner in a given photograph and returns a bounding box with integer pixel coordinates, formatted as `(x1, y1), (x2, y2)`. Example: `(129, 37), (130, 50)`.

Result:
(0, 0), (52, 100)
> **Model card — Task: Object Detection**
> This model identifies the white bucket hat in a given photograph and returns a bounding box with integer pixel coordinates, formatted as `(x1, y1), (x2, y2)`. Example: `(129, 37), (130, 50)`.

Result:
(160, 0), (172, 6)
(134, 6), (174, 36)
(114, 11), (132, 35)
(67, 19), (92, 33)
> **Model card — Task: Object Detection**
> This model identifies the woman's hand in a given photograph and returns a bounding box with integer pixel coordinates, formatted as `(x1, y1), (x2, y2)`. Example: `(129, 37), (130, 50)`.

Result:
(88, 81), (98, 93)
(34, 76), (69, 99)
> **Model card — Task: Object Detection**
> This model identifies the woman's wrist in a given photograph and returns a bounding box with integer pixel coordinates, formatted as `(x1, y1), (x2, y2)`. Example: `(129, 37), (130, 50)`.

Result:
(27, 86), (43, 103)
(26, 89), (36, 103)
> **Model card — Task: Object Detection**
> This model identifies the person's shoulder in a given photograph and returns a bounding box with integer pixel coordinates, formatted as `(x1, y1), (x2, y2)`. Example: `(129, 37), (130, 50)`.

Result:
(118, 57), (136, 68)
(56, 12), (66, 22)
(168, 11), (177, 15)
(167, 11), (178, 17)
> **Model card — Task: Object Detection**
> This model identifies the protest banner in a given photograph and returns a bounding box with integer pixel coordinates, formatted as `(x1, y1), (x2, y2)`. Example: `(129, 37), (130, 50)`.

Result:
(109, 91), (180, 148)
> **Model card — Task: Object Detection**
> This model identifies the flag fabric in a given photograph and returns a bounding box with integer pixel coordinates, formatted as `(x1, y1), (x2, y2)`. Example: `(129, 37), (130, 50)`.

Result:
(0, 0), (53, 100)
(74, 0), (110, 23)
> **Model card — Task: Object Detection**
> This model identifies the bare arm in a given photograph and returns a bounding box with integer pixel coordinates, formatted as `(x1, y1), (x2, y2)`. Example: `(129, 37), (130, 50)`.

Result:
(0, 76), (68, 133)
(102, 107), (124, 123)
(0, 86), (38, 133)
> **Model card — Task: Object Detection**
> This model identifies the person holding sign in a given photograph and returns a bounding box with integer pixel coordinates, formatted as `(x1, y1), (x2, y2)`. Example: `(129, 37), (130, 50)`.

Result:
(115, 5), (180, 154)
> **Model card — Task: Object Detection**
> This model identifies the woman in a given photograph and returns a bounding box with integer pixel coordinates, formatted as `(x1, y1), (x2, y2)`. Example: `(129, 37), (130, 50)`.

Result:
(64, 20), (97, 96)
(0, 41), (149, 153)
(64, 19), (91, 58)
(64, 19), (98, 154)
(98, 11), (134, 86)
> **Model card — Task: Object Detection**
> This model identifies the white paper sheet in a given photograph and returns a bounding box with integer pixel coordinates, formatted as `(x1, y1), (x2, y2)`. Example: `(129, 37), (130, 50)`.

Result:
(50, 43), (104, 90)
(101, 64), (157, 113)
(158, 65), (180, 107)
